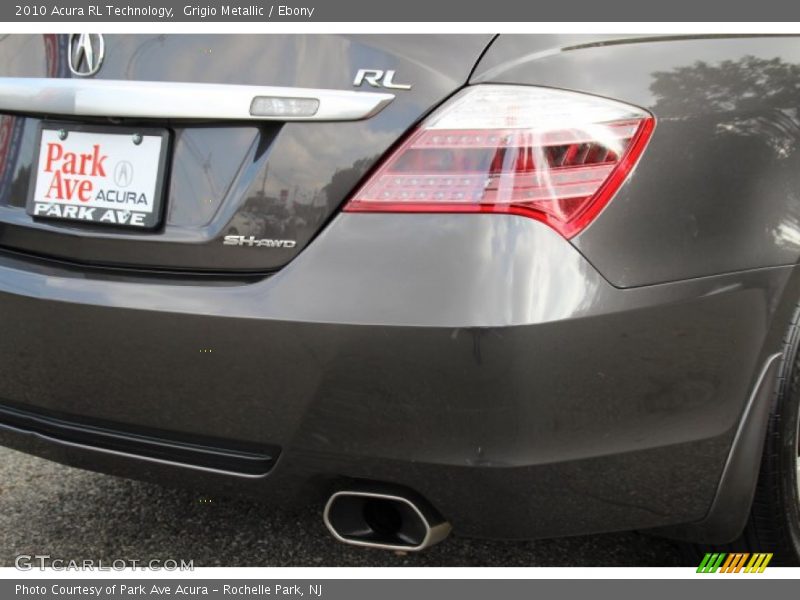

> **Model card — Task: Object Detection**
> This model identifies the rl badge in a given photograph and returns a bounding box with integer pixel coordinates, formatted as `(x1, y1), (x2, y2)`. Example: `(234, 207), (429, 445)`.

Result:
(28, 126), (168, 229)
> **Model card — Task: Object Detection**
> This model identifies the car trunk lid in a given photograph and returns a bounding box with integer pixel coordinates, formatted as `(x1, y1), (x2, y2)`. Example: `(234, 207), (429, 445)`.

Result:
(0, 34), (494, 272)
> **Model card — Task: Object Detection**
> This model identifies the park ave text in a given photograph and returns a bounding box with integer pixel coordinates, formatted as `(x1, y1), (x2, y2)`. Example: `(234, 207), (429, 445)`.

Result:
(34, 140), (152, 227)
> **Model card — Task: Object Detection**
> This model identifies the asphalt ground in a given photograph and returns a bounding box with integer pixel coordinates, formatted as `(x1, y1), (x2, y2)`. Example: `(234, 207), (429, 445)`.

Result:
(0, 446), (690, 567)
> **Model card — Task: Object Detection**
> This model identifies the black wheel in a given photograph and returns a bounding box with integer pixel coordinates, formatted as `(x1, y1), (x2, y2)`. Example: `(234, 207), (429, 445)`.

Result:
(693, 304), (800, 565)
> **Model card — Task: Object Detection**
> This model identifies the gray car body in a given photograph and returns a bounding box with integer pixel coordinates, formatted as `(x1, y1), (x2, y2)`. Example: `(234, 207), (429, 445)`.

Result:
(0, 34), (798, 543)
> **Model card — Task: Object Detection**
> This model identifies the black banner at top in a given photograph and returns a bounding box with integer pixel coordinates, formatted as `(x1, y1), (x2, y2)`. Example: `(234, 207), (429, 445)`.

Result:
(2, 0), (800, 22)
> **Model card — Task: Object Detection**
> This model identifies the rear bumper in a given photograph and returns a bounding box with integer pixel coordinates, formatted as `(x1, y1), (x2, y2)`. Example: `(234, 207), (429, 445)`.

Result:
(0, 214), (791, 540)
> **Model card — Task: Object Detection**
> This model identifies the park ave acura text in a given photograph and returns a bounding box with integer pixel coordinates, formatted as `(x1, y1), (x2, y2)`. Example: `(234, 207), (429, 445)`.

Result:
(0, 33), (799, 561)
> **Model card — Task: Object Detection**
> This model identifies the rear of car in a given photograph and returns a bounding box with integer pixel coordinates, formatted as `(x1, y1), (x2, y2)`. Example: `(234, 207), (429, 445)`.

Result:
(0, 34), (799, 559)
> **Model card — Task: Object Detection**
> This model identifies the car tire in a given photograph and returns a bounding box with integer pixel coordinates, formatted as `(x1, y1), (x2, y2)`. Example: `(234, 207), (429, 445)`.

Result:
(691, 303), (800, 566)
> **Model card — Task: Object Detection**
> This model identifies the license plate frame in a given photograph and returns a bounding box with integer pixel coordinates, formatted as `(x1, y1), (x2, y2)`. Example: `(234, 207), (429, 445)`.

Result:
(26, 122), (170, 230)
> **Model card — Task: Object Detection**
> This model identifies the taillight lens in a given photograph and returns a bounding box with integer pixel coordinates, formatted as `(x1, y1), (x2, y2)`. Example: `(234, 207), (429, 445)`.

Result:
(344, 85), (654, 238)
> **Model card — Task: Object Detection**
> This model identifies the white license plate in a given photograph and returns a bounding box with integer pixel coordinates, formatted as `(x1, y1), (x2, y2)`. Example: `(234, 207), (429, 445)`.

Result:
(27, 125), (168, 229)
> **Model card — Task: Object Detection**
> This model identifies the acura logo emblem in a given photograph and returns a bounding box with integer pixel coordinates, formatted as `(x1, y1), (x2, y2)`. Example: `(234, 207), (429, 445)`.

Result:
(68, 33), (104, 77)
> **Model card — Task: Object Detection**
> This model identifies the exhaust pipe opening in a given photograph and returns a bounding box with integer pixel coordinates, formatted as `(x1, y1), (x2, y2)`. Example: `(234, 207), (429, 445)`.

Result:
(323, 486), (451, 551)
(362, 498), (404, 537)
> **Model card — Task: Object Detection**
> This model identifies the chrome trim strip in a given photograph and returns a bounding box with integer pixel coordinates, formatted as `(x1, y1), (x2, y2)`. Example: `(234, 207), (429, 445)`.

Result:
(0, 78), (395, 121)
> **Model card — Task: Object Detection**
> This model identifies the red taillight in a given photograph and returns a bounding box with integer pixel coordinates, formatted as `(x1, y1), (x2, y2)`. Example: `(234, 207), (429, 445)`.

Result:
(344, 85), (655, 238)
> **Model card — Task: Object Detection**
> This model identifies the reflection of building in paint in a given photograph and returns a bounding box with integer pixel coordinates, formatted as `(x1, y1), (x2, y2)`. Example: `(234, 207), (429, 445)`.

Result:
(0, 36), (67, 204)
(43, 34), (70, 78)
(0, 117), (25, 205)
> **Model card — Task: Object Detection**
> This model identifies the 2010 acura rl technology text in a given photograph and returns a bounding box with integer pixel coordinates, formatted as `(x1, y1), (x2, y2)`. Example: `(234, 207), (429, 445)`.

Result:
(0, 33), (799, 562)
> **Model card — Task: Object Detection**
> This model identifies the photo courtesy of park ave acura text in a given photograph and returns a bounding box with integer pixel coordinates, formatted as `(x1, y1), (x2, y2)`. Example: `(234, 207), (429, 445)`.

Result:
(1, 29), (800, 570)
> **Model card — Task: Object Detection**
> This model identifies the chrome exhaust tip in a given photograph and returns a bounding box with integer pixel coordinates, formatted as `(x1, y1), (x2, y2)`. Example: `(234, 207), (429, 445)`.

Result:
(323, 485), (451, 551)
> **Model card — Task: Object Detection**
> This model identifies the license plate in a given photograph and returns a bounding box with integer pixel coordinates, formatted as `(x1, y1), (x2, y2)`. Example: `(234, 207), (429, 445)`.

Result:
(27, 124), (169, 229)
